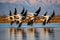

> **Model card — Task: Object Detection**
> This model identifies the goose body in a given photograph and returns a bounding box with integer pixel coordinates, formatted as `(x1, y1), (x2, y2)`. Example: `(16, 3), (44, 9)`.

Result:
(41, 15), (50, 22)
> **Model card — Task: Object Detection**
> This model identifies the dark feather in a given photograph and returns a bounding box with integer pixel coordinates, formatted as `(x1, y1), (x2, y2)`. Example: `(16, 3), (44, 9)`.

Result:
(22, 16), (26, 20)
(47, 17), (51, 23)
(18, 22), (22, 28)
(43, 19), (46, 25)
(16, 21), (19, 24)
(22, 10), (27, 20)
(47, 10), (55, 23)
(27, 20), (33, 26)
(9, 10), (12, 16)
(27, 21), (31, 25)
(14, 8), (17, 15)
(11, 21), (14, 25)
(34, 7), (41, 16)
(21, 7), (25, 16)
(44, 11), (47, 16)
(51, 10), (55, 17)
(23, 10), (27, 16)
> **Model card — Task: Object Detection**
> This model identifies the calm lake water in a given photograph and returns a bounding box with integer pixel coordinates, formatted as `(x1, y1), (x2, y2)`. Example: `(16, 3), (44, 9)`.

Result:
(0, 23), (60, 40)
(0, 23), (60, 28)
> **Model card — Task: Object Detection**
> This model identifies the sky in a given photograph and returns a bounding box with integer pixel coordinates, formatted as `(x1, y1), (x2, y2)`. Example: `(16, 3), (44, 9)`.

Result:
(0, 0), (60, 16)
(0, 0), (60, 4)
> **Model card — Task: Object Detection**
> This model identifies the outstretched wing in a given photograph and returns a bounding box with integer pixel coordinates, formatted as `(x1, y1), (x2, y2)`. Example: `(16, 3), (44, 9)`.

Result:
(23, 10), (27, 16)
(44, 11), (47, 16)
(47, 10), (55, 23)
(9, 10), (12, 16)
(22, 10), (27, 20)
(34, 7), (41, 16)
(21, 7), (25, 16)
(14, 8), (17, 15)
(51, 10), (55, 17)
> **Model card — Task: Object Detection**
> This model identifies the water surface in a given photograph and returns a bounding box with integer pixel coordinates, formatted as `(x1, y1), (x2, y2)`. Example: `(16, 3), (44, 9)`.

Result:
(0, 28), (60, 40)
(0, 23), (60, 40)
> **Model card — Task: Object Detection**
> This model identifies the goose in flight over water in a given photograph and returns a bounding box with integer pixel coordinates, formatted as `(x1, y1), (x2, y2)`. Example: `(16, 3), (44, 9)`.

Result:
(17, 9), (27, 28)
(27, 7), (41, 26)
(7, 8), (27, 29)
(7, 10), (14, 25)
(7, 7), (55, 28)
(41, 10), (55, 25)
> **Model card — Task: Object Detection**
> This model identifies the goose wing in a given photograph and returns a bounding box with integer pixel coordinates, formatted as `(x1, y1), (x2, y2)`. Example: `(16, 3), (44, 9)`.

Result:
(9, 10), (12, 16)
(34, 7), (41, 16)
(14, 8), (17, 15)
(44, 11), (47, 16)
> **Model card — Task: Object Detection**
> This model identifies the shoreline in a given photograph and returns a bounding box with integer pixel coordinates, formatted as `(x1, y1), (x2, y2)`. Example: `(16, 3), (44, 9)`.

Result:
(0, 15), (60, 23)
(0, 23), (60, 24)
(0, 21), (60, 24)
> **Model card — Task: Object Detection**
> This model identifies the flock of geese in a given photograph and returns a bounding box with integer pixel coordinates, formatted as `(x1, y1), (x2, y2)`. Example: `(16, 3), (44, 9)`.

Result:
(7, 7), (55, 29)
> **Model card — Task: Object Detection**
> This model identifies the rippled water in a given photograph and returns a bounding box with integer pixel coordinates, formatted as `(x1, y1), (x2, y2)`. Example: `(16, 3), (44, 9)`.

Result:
(0, 28), (60, 40)
(0, 23), (60, 40)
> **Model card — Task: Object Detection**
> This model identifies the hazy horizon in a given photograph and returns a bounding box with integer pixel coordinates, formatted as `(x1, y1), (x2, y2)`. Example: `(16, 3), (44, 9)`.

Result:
(0, 0), (60, 16)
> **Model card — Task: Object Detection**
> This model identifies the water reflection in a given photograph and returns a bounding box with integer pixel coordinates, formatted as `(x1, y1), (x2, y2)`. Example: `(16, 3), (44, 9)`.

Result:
(26, 28), (35, 40)
(22, 29), (27, 40)
(0, 28), (56, 40)
(39, 28), (55, 40)
(9, 28), (23, 40)
(34, 28), (40, 40)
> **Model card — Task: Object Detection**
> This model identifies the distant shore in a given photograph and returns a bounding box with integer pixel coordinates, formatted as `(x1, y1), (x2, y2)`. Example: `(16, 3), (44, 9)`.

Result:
(0, 15), (60, 24)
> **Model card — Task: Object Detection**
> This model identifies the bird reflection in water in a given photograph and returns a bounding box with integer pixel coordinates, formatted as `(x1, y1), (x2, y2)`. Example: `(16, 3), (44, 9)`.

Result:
(8, 28), (55, 40)
(9, 28), (24, 40)
(43, 28), (55, 40)
(45, 28), (55, 40)
(9, 28), (17, 40)
(26, 28), (35, 40)
(34, 28), (40, 40)
(27, 28), (36, 32)
(22, 28), (27, 40)
(43, 28), (54, 33)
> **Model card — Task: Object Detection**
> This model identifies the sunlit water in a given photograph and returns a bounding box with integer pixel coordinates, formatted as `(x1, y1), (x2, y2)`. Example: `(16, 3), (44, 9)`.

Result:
(0, 23), (60, 40)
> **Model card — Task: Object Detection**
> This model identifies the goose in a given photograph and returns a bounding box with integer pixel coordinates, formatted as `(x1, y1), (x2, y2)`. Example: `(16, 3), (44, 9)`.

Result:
(27, 7), (41, 26)
(41, 10), (55, 25)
